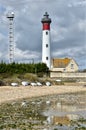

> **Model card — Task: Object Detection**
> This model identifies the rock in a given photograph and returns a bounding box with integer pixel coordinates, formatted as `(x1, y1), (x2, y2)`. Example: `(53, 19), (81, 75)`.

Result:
(21, 101), (27, 107)
(56, 79), (61, 82)
(31, 82), (37, 86)
(47, 116), (53, 124)
(21, 81), (29, 86)
(46, 100), (51, 104)
(36, 82), (42, 86)
(46, 82), (51, 86)
(11, 82), (18, 87)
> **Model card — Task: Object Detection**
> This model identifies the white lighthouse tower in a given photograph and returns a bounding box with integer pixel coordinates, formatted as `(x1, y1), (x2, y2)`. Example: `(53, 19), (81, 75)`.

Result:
(41, 12), (51, 69)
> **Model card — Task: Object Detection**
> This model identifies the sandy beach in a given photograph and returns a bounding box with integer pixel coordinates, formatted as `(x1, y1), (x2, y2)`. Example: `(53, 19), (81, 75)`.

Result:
(0, 85), (86, 104)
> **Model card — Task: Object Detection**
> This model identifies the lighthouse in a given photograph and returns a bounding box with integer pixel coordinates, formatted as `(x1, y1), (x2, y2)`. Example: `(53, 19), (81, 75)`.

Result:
(41, 12), (51, 69)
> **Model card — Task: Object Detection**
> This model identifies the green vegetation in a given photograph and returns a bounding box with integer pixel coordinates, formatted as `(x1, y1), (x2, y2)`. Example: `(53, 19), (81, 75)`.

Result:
(0, 62), (49, 74)
(0, 62), (50, 85)
(0, 62), (65, 86)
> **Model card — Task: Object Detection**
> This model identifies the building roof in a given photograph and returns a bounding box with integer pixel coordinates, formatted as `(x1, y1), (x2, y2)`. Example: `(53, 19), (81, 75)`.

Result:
(52, 58), (71, 68)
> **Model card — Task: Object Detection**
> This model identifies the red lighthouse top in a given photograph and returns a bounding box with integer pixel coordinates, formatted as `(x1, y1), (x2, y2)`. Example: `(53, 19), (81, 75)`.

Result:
(41, 12), (51, 30)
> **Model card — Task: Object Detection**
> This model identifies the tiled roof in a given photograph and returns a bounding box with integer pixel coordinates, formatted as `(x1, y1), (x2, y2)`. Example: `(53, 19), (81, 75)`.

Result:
(52, 58), (71, 68)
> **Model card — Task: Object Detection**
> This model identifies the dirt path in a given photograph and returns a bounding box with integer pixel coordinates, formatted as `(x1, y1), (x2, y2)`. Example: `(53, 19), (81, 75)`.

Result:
(0, 85), (86, 104)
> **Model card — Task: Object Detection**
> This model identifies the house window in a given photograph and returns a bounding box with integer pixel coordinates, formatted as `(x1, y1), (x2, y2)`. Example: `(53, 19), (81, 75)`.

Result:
(46, 57), (48, 60)
(46, 44), (48, 47)
(63, 68), (66, 72)
(71, 64), (74, 69)
(46, 31), (48, 35)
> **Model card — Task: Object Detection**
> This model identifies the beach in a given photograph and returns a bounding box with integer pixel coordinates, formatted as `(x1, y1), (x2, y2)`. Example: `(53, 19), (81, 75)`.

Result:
(0, 85), (86, 104)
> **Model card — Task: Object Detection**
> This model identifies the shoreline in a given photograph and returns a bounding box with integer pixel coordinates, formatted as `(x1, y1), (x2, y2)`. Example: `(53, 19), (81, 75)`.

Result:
(0, 85), (86, 104)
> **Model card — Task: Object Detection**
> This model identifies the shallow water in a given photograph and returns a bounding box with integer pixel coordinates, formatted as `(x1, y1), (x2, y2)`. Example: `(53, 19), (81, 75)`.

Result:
(39, 93), (86, 130)
(0, 92), (86, 130)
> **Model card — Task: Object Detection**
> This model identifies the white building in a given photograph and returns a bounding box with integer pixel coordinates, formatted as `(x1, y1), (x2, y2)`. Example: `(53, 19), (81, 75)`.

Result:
(51, 58), (79, 72)
(41, 12), (51, 69)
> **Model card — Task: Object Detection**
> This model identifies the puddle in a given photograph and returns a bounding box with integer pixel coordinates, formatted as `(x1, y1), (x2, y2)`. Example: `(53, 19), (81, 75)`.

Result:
(0, 92), (86, 130)
(39, 94), (86, 130)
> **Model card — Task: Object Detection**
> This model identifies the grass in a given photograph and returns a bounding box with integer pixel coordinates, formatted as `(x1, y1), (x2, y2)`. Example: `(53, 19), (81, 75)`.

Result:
(0, 72), (64, 86)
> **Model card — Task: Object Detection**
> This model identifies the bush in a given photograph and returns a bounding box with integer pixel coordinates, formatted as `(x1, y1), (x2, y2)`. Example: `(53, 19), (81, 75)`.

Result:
(0, 80), (5, 86)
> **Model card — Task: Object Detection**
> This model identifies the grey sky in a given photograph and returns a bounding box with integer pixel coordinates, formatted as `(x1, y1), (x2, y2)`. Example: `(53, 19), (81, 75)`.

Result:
(0, 0), (86, 69)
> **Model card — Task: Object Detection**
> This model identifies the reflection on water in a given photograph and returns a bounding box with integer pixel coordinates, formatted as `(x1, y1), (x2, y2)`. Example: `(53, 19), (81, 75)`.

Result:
(42, 100), (86, 126)
(42, 100), (86, 117)
(39, 93), (86, 130)
(0, 92), (86, 130)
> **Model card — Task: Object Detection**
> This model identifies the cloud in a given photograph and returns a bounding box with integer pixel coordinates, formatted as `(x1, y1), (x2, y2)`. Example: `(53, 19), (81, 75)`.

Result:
(15, 48), (41, 62)
(0, 0), (85, 69)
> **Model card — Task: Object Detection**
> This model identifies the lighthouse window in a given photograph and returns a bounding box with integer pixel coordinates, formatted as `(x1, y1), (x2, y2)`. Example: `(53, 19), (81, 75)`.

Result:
(46, 57), (48, 60)
(46, 44), (48, 47)
(46, 31), (48, 35)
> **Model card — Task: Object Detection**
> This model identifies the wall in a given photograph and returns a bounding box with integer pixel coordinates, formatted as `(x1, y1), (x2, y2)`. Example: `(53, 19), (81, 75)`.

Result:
(51, 68), (64, 72)
(50, 72), (86, 78)
(66, 59), (79, 72)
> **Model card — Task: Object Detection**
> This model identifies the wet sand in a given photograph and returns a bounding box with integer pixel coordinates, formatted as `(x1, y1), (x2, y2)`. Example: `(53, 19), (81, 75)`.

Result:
(0, 85), (86, 104)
